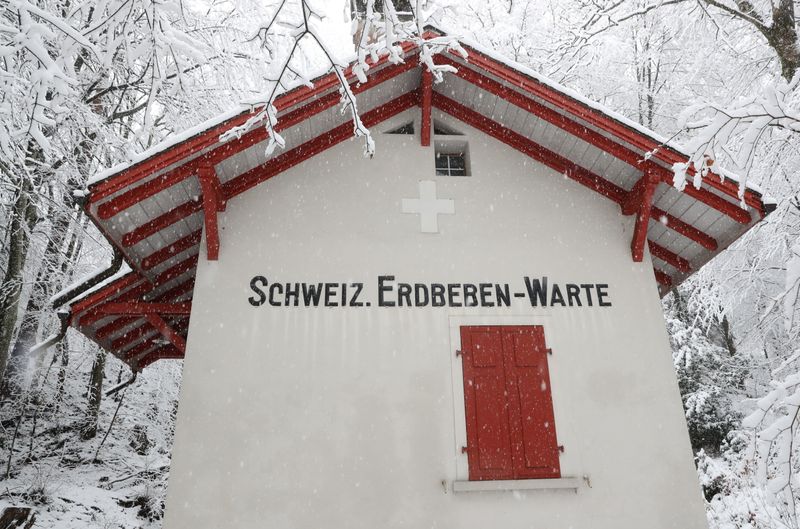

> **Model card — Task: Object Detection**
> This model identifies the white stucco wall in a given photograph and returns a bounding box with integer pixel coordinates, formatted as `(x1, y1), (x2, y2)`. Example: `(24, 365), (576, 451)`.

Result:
(163, 109), (708, 529)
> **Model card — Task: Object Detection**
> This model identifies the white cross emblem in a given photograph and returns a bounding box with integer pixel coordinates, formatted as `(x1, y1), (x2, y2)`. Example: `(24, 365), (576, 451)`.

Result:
(401, 180), (455, 233)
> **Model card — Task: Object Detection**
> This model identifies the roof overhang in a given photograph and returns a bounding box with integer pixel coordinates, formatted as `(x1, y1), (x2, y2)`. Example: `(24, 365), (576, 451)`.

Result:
(65, 29), (772, 371)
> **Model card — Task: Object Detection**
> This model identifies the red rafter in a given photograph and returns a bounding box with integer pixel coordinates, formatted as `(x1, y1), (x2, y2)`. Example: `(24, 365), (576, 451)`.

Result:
(134, 346), (185, 371)
(451, 46), (764, 215)
(654, 268), (673, 287)
(630, 172), (659, 262)
(420, 68), (432, 146)
(95, 302), (192, 316)
(146, 314), (186, 354)
(649, 241), (691, 273)
(197, 165), (221, 260)
(141, 230), (202, 271)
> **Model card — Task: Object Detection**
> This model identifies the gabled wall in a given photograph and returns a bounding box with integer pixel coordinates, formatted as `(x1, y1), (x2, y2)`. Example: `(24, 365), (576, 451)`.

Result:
(163, 109), (707, 529)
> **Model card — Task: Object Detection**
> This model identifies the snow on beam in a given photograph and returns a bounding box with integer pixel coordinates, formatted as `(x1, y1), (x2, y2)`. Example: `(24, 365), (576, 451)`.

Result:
(145, 314), (186, 354)
(629, 171), (659, 262)
(197, 165), (221, 261)
(420, 68), (433, 146)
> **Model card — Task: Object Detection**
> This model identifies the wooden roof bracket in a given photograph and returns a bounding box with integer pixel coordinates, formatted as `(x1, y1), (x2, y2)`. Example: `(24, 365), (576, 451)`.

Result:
(145, 314), (187, 354)
(197, 164), (223, 260)
(627, 170), (660, 263)
(420, 68), (433, 147)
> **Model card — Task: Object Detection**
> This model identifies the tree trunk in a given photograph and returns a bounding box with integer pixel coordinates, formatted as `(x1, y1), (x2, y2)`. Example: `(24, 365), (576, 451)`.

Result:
(0, 176), (39, 396)
(765, 0), (799, 81)
(81, 348), (106, 440)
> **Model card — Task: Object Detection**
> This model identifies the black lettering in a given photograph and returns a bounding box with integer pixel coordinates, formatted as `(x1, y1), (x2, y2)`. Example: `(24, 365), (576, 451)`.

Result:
(523, 276), (548, 306)
(479, 283), (494, 307)
(496, 284), (511, 307)
(269, 282), (283, 307)
(414, 284), (429, 307)
(378, 276), (396, 307)
(349, 283), (364, 307)
(285, 283), (300, 306)
(597, 284), (612, 307)
(550, 284), (566, 306)
(464, 284), (478, 307)
(248, 276), (268, 307)
(566, 284), (581, 307)
(580, 284), (594, 306)
(324, 283), (338, 307)
(448, 284), (462, 307)
(431, 284), (446, 307)
(302, 283), (323, 306)
(398, 283), (412, 307)
(341, 283), (347, 307)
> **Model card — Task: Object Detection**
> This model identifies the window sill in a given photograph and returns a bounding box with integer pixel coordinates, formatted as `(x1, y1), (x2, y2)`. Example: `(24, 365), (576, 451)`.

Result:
(452, 477), (580, 493)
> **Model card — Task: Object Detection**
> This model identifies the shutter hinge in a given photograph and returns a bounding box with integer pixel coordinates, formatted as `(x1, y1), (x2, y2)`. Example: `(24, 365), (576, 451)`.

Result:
(546, 348), (553, 355)
(461, 446), (468, 454)
(558, 445), (565, 453)
(456, 349), (464, 357)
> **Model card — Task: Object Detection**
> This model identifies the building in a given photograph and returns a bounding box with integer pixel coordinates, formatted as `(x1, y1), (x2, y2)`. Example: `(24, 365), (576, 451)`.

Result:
(62, 29), (773, 529)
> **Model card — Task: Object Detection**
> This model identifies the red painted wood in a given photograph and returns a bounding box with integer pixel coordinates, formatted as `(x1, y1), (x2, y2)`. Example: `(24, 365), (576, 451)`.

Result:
(649, 207), (718, 251)
(95, 302), (192, 315)
(94, 279), (195, 341)
(134, 345), (185, 370)
(460, 325), (560, 481)
(432, 92), (627, 204)
(648, 241), (692, 273)
(197, 165), (220, 260)
(451, 46), (765, 214)
(631, 172), (659, 262)
(92, 59), (418, 218)
(141, 230), (202, 270)
(89, 45), (420, 202)
(654, 268), (673, 287)
(146, 314), (187, 354)
(420, 69), (433, 146)
(116, 316), (189, 355)
(653, 172), (751, 224)
(68, 273), (143, 319)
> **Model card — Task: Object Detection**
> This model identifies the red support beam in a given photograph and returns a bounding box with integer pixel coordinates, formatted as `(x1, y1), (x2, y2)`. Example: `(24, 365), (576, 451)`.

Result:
(141, 230), (202, 271)
(432, 92), (627, 203)
(420, 68), (433, 146)
(653, 268), (673, 288)
(197, 165), (221, 260)
(630, 172), (659, 262)
(145, 314), (186, 354)
(654, 171), (751, 225)
(449, 47), (765, 215)
(93, 59), (418, 219)
(119, 92), (419, 249)
(650, 207), (718, 251)
(115, 317), (189, 354)
(95, 279), (195, 341)
(134, 345), (185, 371)
(96, 302), (192, 316)
(648, 241), (692, 273)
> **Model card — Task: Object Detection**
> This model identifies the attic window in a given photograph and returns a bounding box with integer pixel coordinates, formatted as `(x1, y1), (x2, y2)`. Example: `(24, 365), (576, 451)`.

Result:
(435, 140), (470, 177)
(433, 121), (463, 136)
(386, 122), (415, 135)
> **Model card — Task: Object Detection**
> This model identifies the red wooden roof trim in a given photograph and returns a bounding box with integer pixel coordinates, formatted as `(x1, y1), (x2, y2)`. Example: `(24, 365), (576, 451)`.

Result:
(654, 268), (673, 287)
(89, 43), (422, 201)
(141, 230), (202, 271)
(122, 200), (203, 248)
(449, 45), (765, 214)
(650, 206), (718, 251)
(115, 316), (189, 354)
(649, 241), (692, 273)
(94, 279), (195, 341)
(631, 172), (659, 262)
(146, 314), (187, 354)
(95, 302), (192, 316)
(197, 165), (221, 261)
(432, 92), (628, 204)
(420, 68), (433, 146)
(654, 171), (750, 224)
(68, 273), (143, 319)
(135, 346), (185, 370)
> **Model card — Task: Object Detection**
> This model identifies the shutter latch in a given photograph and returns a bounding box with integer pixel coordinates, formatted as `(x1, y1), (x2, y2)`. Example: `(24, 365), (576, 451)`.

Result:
(461, 446), (469, 454)
(456, 349), (464, 357)
(558, 445), (565, 453)
(546, 348), (553, 355)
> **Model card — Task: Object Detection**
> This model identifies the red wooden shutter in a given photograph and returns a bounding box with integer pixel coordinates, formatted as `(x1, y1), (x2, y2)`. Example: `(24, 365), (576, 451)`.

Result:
(460, 325), (561, 481)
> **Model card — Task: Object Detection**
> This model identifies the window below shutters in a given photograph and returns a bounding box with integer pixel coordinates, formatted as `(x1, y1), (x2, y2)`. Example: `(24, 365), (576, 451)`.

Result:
(459, 325), (561, 481)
